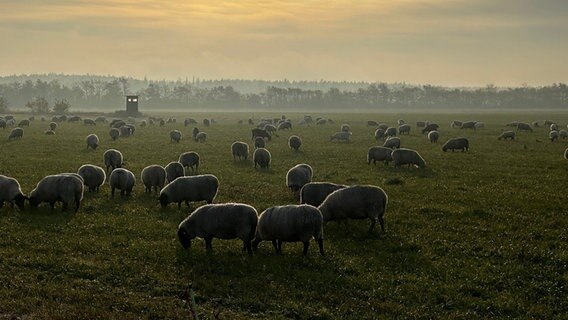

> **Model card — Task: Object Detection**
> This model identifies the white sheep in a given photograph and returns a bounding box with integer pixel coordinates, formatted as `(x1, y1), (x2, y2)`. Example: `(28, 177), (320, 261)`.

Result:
(299, 182), (346, 207)
(392, 148), (427, 168)
(253, 148), (271, 169)
(77, 164), (106, 192)
(286, 164), (313, 192)
(179, 152), (200, 172)
(0, 175), (28, 210)
(29, 174), (84, 212)
(330, 131), (351, 142)
(165, 161), (185, 183)
(86, 134), (99, 150)
(103, 149), (123, 173)
(141, 165), (167, 194)
(231, 141), (249, 160)
(170, 130), (182, 143)
(109, 168), (136, 197)
(158, 174), (219, 208)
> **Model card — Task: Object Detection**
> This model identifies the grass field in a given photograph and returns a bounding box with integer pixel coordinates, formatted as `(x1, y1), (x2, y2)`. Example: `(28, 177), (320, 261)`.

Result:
(0, 111), (567, 319)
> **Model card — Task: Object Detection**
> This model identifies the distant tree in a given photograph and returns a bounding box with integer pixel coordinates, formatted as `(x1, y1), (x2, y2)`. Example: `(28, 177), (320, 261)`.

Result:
(53, 98), (71, 114)
(0, 96), (9, 113)
(25, 97), (50, 113)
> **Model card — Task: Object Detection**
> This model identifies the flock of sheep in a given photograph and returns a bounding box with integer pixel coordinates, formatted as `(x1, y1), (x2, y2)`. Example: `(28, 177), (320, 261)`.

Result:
(1, 114), (567, 255)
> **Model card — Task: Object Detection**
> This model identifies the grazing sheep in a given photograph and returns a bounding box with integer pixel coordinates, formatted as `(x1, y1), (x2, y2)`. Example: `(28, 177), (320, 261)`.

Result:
(83, 119), (96, 126)
(397, 119), (405, 125)
(368, 146), (393, 165)
(544, 120), (555, 126)
(288, 135), (302, 151)
(460, 121), (476, 130)
(506, 121), (519, 127)
(6, 119), (15, 126)
(474, 122), (485, 129)
(177, 203), (258, 254)
(384, 127), (397, 138)
(0, 175), (28, 209)
(103, 149), (123, 173)
(278, 121), (292, 130)
(383, 137), (401, 149)
(109, 128), (120, 141)
(140, 120), (147, 127)
(442, 138), (469, 152)
(252, 205), (324, 255)
(45, 130), (55, 135)
(165, 161), (185, 183)
(398, 124), (411, 135)
(428, 130), (439, 143)
(286, 164), (313, 192)
(316, 118), (327, 125)
(68, 116), (81, 123)
(179, 152), (200, 172)
(392, 148), (427, 168)
(264, 124), (277, 133)
(422, 123), (439, 134)
(203, 119), (210, 127)
(159, 174), (219, 208)
(77, 164), (106, 192)
(0, 120), (6, 129)
(170, 130), (182, 143)
(377, 123), (389, 131)
(251, 128), (271, 141)
(141, 165), (167, 194)
(559, 130), (568, 139)
(29, 116), (35, 121)
(159, 119), (165, 126)
(110, 119), (126, 128)
(550, 124), (559, 131)
(194, 132), (207, 143)
(299, 182), (347, 207)
(29, 174), (84, 212)
(318, 185), (388, 234)
(48, 122), (57, 131)
(120, 125), (132, 138)
(254, 136), (265, 149)
(192, 127), (200, 139)
(416, 121), (426, 127)
(95, 116), (107, 123)
(253, 148), (271, 169)
(231, 141), (249, 160)
(8, 127), (23, 140)
(374, 128), (385, 141)
(450, 120), (463, 129)
(498, 131), (516, 141)
(18, 119), (30, 127)
(517, 123), (533, 132)
(341, 124), (351, 132)
(330, 131), (351, 142)
(367, 120), (378, 126)
(86, 134), (99, 150)
(109, 168), (136, 197)
(549, 130), (559, 142)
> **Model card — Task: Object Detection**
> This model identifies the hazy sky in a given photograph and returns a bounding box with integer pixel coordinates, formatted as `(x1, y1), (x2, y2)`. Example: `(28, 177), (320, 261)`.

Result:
(0, 0), (567, 86)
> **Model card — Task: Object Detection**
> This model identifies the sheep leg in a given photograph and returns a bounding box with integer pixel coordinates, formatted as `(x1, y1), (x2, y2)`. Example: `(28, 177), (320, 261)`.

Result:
(271, 240), (279, 253)
(75, 199), (81, 213)
(0, 201), (3, 208)
(317, 238), (325, 255)
(277, 240), (282, 254)
(302, 241), (309, 255)
(378, 216), (385, 232)
(205, 238), (213, 252)
(185, 200), (191, 207)
(244, 240), (253, 255)
(49, 201), (56, 210)
(111, 188), (115, 197)
(62, 202), (68, 212)
(251, 239), (260, 251)
(368, 219), (376, 233)
(9, 201), (14, 209)
(178, 201), (182, 209)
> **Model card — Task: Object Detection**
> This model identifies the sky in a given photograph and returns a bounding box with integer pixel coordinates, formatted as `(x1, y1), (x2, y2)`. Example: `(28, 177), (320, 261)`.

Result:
(0, 0), (567, 86)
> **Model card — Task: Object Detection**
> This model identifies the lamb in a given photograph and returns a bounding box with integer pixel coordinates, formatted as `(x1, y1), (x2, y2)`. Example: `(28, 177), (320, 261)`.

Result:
(179, 152), (200, 172)
(18, 119), (30, 127)
(83, 119), (96, 126)
(288, 135), (302, 151)
(86, 134), (99, 150)
(374, 128), (385, 141)
(49, 122), (57, 131)
(392, 148), (427, 168)
(252, 205), (324, 255)
(383, 137), (401, 149)
(194, 132), (207, 143)
(109, 168), (136, 197)
(29, 174), (84, 212)
(498, 131), (516, 141)
(158, 174), (219, 208)
(8, 127), (23, 140)
(549, 130), (559, 142)
(170, 130), (182, 143)
(253, 148), (271, 169)
(341, 124), (351, 132)
(428, 130), (439, 143)
(141, 165), (166, 194)
(517, 123), (533, 132)
(103, 149), (123, 173)
(422, 123), (439, 134)
(109, 128), (120, 141)
(254, 136), (265, 149)
(330, 131), (351, 142)
(165, 161), (185, 183)
(286, 164), (313, 192)
(318, 185), (388, 235)
(177, 203), (258, 254)
(0, 175), (28, 209)
(442, 138), (469, 152)
(231, 141), (249, 160)
(77, 164), (106, 192)
(450, 120), (463, 129)
(299, 182), (347, 207)
(398, 124), (411, 135)
(367, 146), (393, 165)
(460, 121), (476, 130)
(384, 127), (397, 138)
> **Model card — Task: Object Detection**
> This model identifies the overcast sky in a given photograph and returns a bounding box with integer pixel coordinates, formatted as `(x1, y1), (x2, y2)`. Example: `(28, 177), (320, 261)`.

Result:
(0, 0), (566, 86)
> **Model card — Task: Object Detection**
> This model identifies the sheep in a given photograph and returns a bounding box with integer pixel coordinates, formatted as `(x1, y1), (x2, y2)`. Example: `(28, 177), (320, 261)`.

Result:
(550, 124), (558, 131)
(6, 119), (15, 126)
(460, 121), (477, 130)
(159, 174), (219, 208)
(95, 116), (107, 123)
(517, 123), (533, 132)
(450, 120), (463, 129)
(45, 130), (55, 135)
(549, 130), (559, 142)
(254, 136), (265, 149)
(83, 119), (96, 126)
(299, 182), (347, 207)
(0, 175), (28, 209)
(316, 118), (327, 125)
(110, 119), (125, 128)
(28, 116), (35, 121)
(318, 185), (388, 235)
(374, 128), (385, 141)
(120, 125), (132, 138)
(170, 130), (182, 143)
(68, 116), (82, 123)
(195, 132), (207, 143)
(278, 121), (292, 130)
(165, 161), (185, 183)
(177, 203), (258, 254)
(0, 119), (5, 129)
(498, 131), (516, 141)
(392, 148), (427, 168)
(86, 134), (99, 150)
(288, 135), (302, 151)
(398, 124), (411, 135)
(140, 120), (147, 127)
(422, 123), (439, 134)
(474, 122), (485, 129)
(377, 123), (389, 130)
(367, 120), (378, 126)
(29, 174), (84, 212)
(559, 130), (568, 139)
(506, 121), (519, 127)
(532, 121), (540, 127)
(544, 120), (555, 126)
(179, 152), (200, 172)
(383, 137), (401, 149)
(141, 165), (166, 194)
(203, 119), (210, 127)
(109, 168), (136, 197)
(368, 146), (393, 165)
(330, 131), (351, 142)
(428, 130), (439, 143)
(565, 148), (568, 160)
(49, 122), (57, 131)
(103, 149), (123, 173)
(8, 127), (23, 140)
(18, 119), (30, 127)
(416, 121), (426, 127)
(252, 205), (324, 255)
(442, 137), (469, 152)
(397, 119), (405, 125)
(341, 124), (351, 132)
(264, 124), (277, 133)
(286, 164), (313, 192)
(231, 141), (249, 160)
(109, 128), (120, 141)
(77, 164), (106, 192)
(251, 128), (271, 141)
(384, 127), (397, 138)
(253, 148), (271, 169)
(159, 119), (165, 126)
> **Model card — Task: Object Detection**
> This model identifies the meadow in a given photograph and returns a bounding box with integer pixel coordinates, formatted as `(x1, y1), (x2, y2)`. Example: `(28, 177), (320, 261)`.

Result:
(0, 111), (567, 319)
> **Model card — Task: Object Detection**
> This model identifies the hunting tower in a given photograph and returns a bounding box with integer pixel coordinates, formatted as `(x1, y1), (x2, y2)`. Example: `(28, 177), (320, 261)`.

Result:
(126, 95), (139, 114)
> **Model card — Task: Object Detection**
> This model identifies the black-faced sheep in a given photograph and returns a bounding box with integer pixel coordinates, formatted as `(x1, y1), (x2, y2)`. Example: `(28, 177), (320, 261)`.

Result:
(442, 138), (469, 152)
(86, 134), (99, 150)
(231, 141), (249, 160)
(8, 127), (23, 140)
(253, 148), (271, 169)
(428, 130), (439, 143)
(170, 130), (182, 143)
(367, 146), (393, 165)
(29, 174), (84, 212)
(392, 148), (427, 168)
(0, 175), (28, 209)
(159, 174), (219, 208)
(383, 137), (401, 149)
(288, 135), (302, 151)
